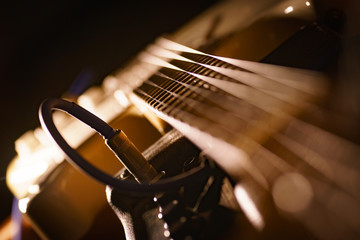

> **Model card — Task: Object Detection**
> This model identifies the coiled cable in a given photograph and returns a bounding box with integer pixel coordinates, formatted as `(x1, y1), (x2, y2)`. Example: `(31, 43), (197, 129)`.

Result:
(39, 97), (210, 193)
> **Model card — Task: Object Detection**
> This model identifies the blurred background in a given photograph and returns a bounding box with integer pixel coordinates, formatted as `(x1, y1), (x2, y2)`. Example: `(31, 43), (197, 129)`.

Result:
(0, 0), (219, 224)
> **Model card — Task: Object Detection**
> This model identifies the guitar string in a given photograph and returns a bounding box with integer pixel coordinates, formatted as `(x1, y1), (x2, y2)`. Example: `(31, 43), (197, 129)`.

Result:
(155, 37), (326, 95)
(160, 49), (360, 195)
(143, 46), (311, 114)
(153, 38), (324, 97)
(133, 40), (360, 236)
(136, 48), (360, 186)
(135, 70), (360, 237)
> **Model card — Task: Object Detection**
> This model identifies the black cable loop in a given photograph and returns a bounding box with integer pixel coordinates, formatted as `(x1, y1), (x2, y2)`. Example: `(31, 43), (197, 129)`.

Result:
(39, 97), (211, 193)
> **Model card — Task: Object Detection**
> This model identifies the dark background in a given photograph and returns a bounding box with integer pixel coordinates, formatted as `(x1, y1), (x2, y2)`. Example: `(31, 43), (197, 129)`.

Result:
(0, 0), (218, 223)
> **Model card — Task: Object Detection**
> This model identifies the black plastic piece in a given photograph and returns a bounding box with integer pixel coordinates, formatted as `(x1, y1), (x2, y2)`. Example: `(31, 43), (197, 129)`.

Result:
(107, 129), (232, 239)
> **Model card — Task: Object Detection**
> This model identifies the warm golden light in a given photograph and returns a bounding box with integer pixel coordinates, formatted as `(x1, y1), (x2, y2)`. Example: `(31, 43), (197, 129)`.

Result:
(28, 184), (40, 194)
(234, 184), (265, 230)
(15, 131), (39, 158)
(272, 173), (313, 213)
(9, 159), (48, 185)
(164, 230), (170, 238)
(18, 197), (30, 214)
(305, 1), (310, 7)
(284, 6), (294, 14)
(0, 218), (21, 240)
(114, 90), (130, 107)
(78, 87), (103, 112)
(156, 37), (201, 55)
